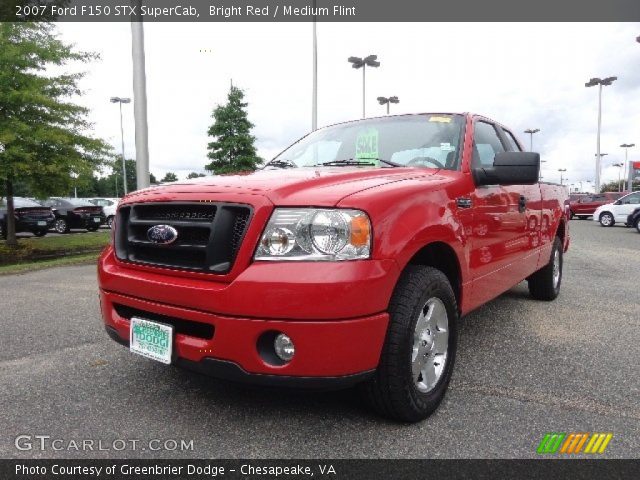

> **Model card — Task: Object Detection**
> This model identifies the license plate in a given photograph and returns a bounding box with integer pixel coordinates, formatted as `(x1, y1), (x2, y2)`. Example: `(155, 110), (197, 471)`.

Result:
(93, 217), (101, 223)
(130, 317), (173, 364)
(37, 221), (46, 226)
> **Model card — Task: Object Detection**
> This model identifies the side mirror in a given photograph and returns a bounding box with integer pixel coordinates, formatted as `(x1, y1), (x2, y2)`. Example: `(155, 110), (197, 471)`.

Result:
(474, 152), (540, 186)
(614, 200), (622, 205)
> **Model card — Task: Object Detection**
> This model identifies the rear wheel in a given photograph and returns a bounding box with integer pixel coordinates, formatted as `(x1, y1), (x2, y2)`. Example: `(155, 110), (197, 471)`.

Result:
(599, 212), (614, 227)
(361, 265), (458, 422)
(528, 237), (563, 301)
(54, 218), (70, 234)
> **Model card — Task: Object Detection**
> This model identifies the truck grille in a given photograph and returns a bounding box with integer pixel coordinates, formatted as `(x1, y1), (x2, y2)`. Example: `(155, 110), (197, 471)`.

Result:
(114, 202), (251, 273)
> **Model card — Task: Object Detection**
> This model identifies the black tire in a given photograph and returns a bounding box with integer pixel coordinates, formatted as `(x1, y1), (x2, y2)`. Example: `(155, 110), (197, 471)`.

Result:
(53, 218), (70, 234)
(107, 216), (114, 229)
(635, 219), (640, 234)
(361, 265), (458, 422)
(528, 237), (563, 301)
(599, 212), (614, 227)
(32, 230), (47, 237)
(569, 210), (575, 220)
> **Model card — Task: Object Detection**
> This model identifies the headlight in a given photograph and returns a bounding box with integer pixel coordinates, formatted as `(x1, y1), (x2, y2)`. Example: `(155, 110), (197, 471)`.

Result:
(255, 208), (371, 261)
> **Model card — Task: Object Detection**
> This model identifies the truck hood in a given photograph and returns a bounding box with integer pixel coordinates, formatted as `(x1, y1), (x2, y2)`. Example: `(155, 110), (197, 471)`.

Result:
(130, 167), (438, 206)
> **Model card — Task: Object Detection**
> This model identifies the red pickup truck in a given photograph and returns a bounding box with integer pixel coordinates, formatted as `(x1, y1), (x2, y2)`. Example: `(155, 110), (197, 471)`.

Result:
(98, 113), (569, 422)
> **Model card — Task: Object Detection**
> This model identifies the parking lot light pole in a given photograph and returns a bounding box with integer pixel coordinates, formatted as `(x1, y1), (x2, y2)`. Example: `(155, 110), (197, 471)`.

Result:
(612, 163), (624, 192)
(594, 153), (608, 190)
(524, 128), (540, 152)
(585, 76), (617, 192)
(110, 96), (131, 195)
(348, 55), (380, 118)
(558, 168), (567, 185)
(620, 143), (635, 192)
(377, 96), (399, 115)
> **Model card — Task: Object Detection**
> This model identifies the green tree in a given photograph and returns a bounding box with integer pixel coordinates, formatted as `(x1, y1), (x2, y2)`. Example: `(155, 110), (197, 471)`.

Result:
(187, 172), (206, 179)
(161, 172), (178, 183)
(206, 85), (262, 174)
(0, 22), (110, 245)
(600, 179), (639, 193)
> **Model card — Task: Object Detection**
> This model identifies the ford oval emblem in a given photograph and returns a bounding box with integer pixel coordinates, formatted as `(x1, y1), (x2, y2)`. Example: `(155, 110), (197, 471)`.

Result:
(147, 224), (178, 245)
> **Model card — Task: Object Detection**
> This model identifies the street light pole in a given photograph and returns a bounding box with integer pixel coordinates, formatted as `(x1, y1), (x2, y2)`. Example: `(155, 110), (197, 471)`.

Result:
(348, 55), (380, 118)
(131, 15), (151, 190)
(594, 153), (608, 191)
(612, 163), (623, 192)
(311, 0), (317, 131)
(377, 96), (399, 115)
(524, 128), (540, 152)
(110, 97), (131, 195)
(558, 168), (567, 185)
(585, 76), (617, 192)
(620, 143), (635, 192)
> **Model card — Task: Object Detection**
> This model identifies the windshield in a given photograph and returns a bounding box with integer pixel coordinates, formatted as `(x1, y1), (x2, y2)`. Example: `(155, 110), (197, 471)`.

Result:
(268, 114), (464, 170)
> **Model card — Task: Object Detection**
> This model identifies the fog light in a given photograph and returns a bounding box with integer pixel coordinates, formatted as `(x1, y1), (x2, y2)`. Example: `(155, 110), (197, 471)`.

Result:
(274, 333), (295, 362)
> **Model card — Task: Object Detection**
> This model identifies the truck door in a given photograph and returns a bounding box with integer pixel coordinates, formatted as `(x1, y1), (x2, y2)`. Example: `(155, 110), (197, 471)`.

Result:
(468, 121), (542, 307)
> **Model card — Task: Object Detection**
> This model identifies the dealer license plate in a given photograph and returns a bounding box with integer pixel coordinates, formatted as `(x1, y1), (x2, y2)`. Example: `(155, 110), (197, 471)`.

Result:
(129, 317), (173, 364)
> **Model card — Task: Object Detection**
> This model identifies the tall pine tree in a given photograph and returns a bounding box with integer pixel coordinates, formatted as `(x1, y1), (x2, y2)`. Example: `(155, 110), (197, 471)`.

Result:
(205, 86), (261, 174)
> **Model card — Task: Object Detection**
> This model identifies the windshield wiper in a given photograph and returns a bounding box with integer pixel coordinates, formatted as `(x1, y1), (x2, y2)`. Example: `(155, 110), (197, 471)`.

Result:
(313, 158), (401, 168)
(263, 159), (297, 169)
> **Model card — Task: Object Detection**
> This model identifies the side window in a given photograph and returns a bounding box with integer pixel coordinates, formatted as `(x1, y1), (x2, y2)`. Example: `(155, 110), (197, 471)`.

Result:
(623, 193), (640, 204)
(592, 195), (605, 202)
(472, 122), (506, 168)
(501, 128), (522, 152)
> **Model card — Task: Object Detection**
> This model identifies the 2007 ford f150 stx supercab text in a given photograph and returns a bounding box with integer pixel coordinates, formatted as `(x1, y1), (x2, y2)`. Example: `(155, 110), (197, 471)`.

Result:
(99, 113), (569, 422)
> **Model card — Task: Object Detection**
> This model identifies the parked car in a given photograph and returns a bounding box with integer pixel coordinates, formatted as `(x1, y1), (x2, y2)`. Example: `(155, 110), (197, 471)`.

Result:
(40, 198), (106, 233)
(0, 197), (56, 238)
(98, 113), (569, 422)
(593, 191), (640, 227)
(627, 207), (640, 233)
(568, 191), (625, 219)
(87, 198), (119, 228)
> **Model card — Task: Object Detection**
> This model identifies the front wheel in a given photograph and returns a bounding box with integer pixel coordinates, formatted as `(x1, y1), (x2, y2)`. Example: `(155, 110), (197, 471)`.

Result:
(635, 220), (640, 234)
(599, 212), (614, 227)
(361, 265), (458, 422)
(528, 237), (563, 301)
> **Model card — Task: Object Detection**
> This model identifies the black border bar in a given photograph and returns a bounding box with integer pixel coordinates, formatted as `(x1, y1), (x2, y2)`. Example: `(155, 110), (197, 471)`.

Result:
(1, 459), (639, 480)
(3, 0), (640, 22)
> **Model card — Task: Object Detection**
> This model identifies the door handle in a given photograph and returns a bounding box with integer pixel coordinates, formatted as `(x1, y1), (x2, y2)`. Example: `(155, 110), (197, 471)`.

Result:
(518, 195), (527, 213)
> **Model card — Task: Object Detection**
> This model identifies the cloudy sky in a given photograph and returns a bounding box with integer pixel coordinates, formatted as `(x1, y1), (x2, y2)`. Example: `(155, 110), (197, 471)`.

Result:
(54, 22), (640, 191)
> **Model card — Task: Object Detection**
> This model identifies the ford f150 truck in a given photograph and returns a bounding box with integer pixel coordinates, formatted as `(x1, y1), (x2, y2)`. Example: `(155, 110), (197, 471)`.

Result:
(99, 113), (569, 422)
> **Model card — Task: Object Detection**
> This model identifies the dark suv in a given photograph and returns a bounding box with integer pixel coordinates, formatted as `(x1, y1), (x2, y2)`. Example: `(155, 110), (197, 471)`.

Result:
(0, 197), (56, 238)
(40, 198), (105, 233)
(627, 207), (640, 233)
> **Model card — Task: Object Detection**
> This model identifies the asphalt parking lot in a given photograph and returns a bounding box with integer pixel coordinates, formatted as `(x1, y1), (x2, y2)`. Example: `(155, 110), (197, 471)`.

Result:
(1, 220), (638, 459)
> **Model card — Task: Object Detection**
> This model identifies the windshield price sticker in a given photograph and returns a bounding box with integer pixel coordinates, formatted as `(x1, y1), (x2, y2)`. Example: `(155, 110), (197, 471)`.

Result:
(355, 128), (379, 164)
(429, 116), (452, 123)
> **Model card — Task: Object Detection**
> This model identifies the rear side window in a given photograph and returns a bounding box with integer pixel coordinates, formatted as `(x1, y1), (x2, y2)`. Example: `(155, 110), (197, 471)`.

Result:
(501, 129), (522, 152)
(473, 122), (506, 168)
